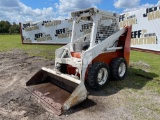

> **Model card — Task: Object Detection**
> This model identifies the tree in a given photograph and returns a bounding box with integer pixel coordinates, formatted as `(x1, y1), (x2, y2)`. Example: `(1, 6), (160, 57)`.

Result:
(9, 22), (20, 34)
(0, 20), (11, 33)
(0, 20), (20, 34)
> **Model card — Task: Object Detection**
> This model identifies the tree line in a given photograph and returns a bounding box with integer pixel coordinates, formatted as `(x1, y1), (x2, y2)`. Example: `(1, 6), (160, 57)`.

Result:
(0, 20), (20, 34)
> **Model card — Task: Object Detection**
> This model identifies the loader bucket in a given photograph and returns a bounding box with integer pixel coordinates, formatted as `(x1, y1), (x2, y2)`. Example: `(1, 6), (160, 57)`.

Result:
(26, 67), (87, 115)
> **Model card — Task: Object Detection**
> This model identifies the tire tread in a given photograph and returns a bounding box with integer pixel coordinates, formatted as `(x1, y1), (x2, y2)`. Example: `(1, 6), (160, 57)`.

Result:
(87, 62), (110, 90)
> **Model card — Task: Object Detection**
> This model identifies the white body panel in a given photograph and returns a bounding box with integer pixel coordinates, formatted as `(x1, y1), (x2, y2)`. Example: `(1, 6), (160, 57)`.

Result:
(55, 8), (125, 81)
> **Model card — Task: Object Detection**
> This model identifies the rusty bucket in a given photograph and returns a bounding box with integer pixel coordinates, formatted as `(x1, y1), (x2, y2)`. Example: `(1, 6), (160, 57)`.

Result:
(26, 67), (87, 115)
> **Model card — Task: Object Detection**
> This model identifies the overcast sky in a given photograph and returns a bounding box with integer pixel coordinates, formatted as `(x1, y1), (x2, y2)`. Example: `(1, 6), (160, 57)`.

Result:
(0, 0), (160, 23)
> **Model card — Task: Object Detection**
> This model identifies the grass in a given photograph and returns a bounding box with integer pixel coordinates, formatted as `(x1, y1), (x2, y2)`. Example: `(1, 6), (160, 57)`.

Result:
(104, 51), (160, 119)
(0, 34), (160, 119)
(0, 34), (61, 60)
(0, 34), (159, 81)
(0, 35), (159, 88)
(130, 51), (160, 93)
(105, 51), (160, 94)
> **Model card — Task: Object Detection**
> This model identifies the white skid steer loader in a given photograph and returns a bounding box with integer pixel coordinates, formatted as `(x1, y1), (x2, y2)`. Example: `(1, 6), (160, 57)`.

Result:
(26, 8), (132, 115)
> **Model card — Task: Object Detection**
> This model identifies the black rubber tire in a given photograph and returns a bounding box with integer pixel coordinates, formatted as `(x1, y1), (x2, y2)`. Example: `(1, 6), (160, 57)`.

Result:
(87, 62), (110, 90)
(110, 58), (127, 80)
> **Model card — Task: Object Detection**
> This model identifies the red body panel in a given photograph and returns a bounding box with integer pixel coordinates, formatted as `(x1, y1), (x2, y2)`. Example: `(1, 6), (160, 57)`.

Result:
(84, 26), (132, 80)
(92, 26), (132, 65)
(67, 26), (132, 80)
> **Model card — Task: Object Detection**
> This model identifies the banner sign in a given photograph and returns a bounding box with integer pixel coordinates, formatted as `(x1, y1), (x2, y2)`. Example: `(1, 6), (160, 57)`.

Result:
(120, 6), (160, 51)
(21, 19), (73, 44)
(21, 6), (160, 52)
(21, 19), (92, 44)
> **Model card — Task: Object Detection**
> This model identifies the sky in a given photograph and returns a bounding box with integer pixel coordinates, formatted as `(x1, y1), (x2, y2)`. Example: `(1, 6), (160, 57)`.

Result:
(0, 0), (160, 23)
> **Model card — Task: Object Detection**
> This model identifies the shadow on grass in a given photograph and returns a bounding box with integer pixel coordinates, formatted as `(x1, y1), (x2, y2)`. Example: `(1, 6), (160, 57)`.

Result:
(87, 67), (159, 96)
(64, 67), (159, 115)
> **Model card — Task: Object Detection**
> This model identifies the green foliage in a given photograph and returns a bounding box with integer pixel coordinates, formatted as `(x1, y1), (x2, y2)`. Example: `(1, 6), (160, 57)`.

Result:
(9, 22), (20, 34)
(0, 20), (11, 33)
(0, 21), (20, 34)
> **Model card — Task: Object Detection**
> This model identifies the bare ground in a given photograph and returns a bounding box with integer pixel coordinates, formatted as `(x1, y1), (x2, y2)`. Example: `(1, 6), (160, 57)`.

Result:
(0, 49), (160, 120)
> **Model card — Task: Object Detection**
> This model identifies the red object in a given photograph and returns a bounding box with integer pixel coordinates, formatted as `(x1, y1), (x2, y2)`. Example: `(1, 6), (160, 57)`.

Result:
(70, 52), (81, 58)
(92, 26), (132, 65)
(67, 65), (80, 77)
(85, 26), (132, 80)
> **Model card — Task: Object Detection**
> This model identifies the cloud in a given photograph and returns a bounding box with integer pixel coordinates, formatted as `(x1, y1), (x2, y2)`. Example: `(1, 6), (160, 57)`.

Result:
(54, 0), (101, 16)
(156, 0), (160, 6)
(123, 3), (155, 12)
(114, 0), (160, 13)
(0, 0), (56, 23)
(0, 0), (19, 7)
(114, 0), (140, 8)
(0, 0), (101, 23)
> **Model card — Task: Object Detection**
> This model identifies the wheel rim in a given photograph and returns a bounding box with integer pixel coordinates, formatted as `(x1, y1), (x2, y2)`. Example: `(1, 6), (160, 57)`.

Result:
(118, 62), (126, 77)
(97, 68), (108, 85)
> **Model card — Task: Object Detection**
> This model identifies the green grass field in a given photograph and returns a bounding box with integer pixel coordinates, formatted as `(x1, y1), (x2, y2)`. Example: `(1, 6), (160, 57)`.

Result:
(0, 34), (160, 118)
(0, 34), (61, 60)
(0, 34), (159, 92)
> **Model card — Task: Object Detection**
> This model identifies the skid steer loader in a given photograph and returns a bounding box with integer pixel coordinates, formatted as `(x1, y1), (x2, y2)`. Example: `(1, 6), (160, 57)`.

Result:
(26, 8), (132, 115)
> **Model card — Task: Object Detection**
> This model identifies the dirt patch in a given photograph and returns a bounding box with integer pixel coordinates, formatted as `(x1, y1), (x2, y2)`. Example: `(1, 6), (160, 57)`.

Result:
(130, 60), (150, 72)
(0, 49), (160, 120)
(0, 49), (56, 120)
